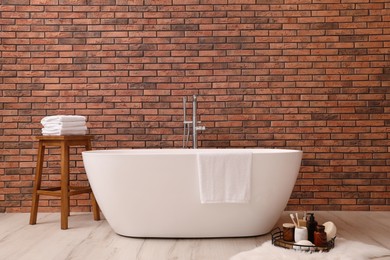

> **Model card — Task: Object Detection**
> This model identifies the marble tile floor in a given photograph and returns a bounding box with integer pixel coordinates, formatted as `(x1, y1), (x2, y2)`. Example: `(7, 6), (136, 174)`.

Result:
(0, 211), (389, 260)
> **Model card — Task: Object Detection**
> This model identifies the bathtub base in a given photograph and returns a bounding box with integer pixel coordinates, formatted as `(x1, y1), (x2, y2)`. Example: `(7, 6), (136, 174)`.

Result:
(109, 206), (280, 238)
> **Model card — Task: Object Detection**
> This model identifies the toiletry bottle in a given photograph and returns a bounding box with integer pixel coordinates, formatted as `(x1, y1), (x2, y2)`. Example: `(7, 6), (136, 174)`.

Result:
(314, 225), (327, 247)
(306, 213), (317, 244)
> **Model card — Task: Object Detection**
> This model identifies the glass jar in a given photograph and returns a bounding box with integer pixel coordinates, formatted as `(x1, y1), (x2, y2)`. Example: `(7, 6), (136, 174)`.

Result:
(314, 225), (327, 247)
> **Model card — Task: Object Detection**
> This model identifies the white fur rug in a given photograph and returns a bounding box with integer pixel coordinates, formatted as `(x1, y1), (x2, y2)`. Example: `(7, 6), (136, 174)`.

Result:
(230, 238), (390, 260)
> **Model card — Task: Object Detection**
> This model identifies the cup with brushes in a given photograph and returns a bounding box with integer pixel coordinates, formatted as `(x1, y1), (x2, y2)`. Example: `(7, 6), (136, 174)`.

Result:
(271, 212), (337, 252)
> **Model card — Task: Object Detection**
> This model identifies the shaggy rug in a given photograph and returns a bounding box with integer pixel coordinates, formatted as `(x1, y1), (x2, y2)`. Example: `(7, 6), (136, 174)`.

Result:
(230, 238), (390, 260)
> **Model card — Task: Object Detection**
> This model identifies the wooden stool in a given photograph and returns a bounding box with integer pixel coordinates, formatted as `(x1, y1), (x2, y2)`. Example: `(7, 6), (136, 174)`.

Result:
(29, 135), (100, 229)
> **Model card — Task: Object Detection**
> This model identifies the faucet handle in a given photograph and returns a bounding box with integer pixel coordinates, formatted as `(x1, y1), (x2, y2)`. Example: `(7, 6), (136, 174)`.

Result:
(197, 121), (205, 131)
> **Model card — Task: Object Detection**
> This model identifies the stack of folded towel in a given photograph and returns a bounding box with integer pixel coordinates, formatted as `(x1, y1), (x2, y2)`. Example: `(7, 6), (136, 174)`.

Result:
(41, 115), (88, 136)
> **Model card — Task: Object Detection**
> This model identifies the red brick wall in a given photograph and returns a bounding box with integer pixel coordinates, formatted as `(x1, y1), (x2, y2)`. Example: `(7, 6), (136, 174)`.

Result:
(1, 0), (389, 213)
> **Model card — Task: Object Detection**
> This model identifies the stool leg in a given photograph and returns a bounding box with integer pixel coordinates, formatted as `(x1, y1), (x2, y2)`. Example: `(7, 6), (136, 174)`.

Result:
(91, 192), (101, 221)
(85, 139), (100, 221)
(30, 143), (45, 225)
(60, 142), (70, 230)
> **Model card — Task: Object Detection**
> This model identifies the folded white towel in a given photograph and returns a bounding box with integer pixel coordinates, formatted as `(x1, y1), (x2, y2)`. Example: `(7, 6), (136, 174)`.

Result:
(41, 115), (86, 125)
(42, 125), (87, 132)
(197, 151), (252, 204)
(42, 127), (88, 136)
(42, 121), (87, 130)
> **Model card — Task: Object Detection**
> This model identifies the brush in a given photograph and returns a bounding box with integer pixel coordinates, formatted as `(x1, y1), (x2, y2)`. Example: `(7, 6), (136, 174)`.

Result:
(295, 212), (300, 227)
(290, 213), (298, 228)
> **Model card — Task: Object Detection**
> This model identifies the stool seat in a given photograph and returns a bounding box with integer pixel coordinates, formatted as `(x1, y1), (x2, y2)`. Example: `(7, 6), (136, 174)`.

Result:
(29, 135), (100, 229)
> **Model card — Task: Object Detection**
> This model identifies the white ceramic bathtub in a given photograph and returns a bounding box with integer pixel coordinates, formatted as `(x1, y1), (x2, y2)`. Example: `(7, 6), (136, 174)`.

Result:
(82, 148), (302, 238)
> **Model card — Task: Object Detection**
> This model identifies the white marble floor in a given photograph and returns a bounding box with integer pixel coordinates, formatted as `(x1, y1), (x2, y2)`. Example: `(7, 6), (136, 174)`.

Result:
(0, 211), (389, 260)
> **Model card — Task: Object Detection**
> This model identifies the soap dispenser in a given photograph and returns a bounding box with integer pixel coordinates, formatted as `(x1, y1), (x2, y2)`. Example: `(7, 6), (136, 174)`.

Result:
(306, 213), (318, 243)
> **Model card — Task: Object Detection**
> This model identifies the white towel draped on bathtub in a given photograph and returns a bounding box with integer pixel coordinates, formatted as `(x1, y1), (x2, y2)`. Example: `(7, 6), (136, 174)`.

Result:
(197, 151), (252, 204)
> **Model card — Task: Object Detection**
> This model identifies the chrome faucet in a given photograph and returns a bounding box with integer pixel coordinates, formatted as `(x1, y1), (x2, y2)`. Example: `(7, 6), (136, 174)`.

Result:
(183, 95), (206, 149)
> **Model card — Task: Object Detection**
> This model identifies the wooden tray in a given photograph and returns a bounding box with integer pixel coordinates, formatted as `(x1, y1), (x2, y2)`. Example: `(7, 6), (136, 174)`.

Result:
(271, 227), (336, 252)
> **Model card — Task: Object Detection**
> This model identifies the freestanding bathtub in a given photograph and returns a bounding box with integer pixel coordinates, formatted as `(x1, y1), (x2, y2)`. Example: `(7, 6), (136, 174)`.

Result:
(82, 148), (302, 238)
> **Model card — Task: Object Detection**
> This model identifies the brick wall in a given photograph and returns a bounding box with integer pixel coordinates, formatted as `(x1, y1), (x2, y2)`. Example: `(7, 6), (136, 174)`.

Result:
(1, 0), (389, 213)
